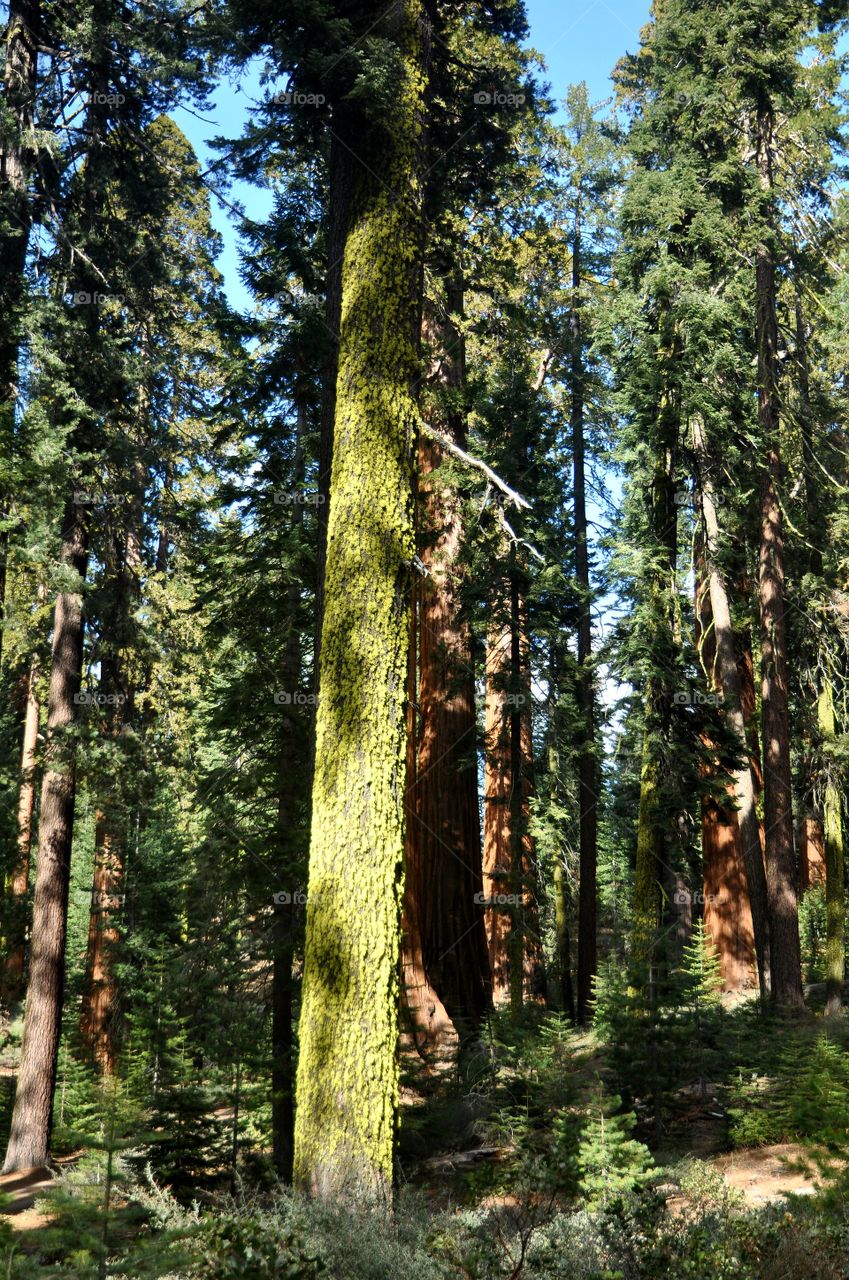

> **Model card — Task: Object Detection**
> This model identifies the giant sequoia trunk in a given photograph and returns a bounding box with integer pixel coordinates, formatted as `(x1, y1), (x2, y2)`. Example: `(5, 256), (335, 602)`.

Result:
(402, 288), (490, 1050)
(694, 566), (760, 994)
(3, 499), (89, 1172)
(0, 0), (39, 658)
(755, 108), (803, 1008)
(2, 650), (41, 1003)
(292, 0), (427, 1206)
(694, 418), (769, 996)
(401, 579), (457, 1062)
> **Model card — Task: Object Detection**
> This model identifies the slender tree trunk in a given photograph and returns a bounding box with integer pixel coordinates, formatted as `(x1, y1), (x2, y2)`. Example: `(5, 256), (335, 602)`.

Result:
(79, 459), (146, 1071)
(0, 0), (40, 659)
(794, 283), (840, 1010)
(755, 110), (803, 1007)
(631, 352), (678, 983)
(3, 498), (89, 1172)
(571, 208), (597, 1024)
(553, 858), (575, 1019)
(818, 682), (844, 1015)
(293, 0), (428, 1206)
(483, 574), (544, 1013)
(79, 816), (123, 1074)
(271, 402), (308, 1180)
(694, 418), (770, 997)
(483, 616), (512, 1004)
(2, 649), (41, 1002)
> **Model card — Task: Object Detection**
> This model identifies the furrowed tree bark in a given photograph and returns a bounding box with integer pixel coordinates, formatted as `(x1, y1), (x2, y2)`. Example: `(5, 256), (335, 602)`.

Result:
(292, 0), (428, 1207)
(0, 0), (40, 660)
(401, 576), (457, 1064)
(755, 106), (803, 1008)
(571, 203), (597, 1025)
(695, 567), (759, 993)
(3, 498), (89, 1172)
(403, 283), (490, 1045)
(694, 418), (770, 998)
(2, 649), (41, 1003)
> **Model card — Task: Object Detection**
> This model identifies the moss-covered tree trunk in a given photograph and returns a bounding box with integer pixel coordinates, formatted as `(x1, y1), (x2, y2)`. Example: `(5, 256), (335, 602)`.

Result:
(292, 0), (428, 1207)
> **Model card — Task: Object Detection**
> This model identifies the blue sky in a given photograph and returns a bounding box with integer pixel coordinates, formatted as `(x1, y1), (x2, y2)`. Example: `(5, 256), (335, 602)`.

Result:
(173, 0), (652, 308)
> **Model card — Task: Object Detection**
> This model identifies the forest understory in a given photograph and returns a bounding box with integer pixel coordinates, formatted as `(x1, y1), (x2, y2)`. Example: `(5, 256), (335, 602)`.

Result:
(2, 0), (849, 1275)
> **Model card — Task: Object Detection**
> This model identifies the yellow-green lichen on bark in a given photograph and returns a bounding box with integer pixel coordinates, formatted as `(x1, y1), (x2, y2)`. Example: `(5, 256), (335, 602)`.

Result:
(818, 681), (844, 1013)
(292, 0), (427, 1209)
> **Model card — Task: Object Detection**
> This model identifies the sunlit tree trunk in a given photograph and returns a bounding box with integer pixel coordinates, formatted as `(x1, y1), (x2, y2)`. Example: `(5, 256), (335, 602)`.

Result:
(293, 0), (428, 1206)
(694, 416), (769, 996)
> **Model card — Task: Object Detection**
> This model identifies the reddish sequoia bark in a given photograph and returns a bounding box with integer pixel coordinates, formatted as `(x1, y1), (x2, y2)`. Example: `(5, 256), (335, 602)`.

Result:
(483, 584), (545, 1010)
(401, 578), (457, 1063)
(695, 573), (758, 992)
(401, 284), (490, 1048)
(408, 434), (490, 1033)
(79, 817), (123, 1074)
(799, 817), (826, 893)
(2, 651), (41, 1002)
(3, 497), (89, 1172)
